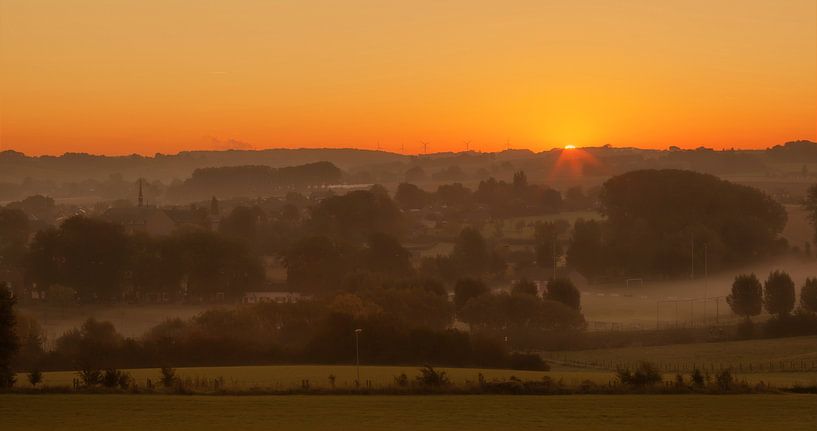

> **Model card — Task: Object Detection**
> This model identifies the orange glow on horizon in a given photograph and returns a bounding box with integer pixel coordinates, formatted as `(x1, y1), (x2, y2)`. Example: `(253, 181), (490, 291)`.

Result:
(0, 1), (815, 156)
(550, 147), (602, 179)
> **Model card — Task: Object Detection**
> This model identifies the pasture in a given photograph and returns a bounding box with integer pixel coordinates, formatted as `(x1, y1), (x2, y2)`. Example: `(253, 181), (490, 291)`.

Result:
(1, 394), (815, 431)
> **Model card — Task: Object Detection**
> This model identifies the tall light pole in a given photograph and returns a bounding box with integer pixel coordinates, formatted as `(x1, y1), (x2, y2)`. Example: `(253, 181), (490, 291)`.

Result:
(703, 243), (708, 325)
(690, 238), (695, 279)
(354, 328), (363, 387)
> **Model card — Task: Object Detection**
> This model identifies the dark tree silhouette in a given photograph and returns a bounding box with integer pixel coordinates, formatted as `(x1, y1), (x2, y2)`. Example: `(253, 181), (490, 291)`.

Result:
(806, 184), (817, 246)
(452, 227), (489, 275)
(726, 274), (763, 320)
(545, 278), (581, 310)
(511, 279), (538, 296)
(799, 277), (817, 313)
(25, 216), (130, 301)
(0, 208), (29, 272)
(362, 233), (414, 276)
(394, 183), (430, 210)
(282, 236), (354, 293)
(453, 277), (488, 311)
(764, 270), (796, 318)
(0, 283), (18, 387)
(584, 169), (788, 278)
(566, 218), (604, 279)
(308, 190), (404, 243)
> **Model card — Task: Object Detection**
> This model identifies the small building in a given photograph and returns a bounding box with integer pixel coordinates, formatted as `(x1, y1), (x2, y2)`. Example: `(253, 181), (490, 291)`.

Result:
(242, 291), (308, 304)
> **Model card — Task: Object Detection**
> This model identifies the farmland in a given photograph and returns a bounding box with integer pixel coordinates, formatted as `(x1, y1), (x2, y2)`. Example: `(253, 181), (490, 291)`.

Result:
(1, 394), (815, 431)
(547, 335), (817, 370)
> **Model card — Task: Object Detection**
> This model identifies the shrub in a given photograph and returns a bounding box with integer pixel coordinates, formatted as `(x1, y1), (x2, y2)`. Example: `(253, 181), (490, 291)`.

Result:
(102, 369), (130, 389)
(393, 373), (409, 387)
(415, 365), (450, 387)
(160, 367), (177, 388)
(716, 369), (734, 391)
(27, 369), (43, 387)
(690, 368), (705, 387)
(78, 367), (102, 387)
(617, 362), (662, 387)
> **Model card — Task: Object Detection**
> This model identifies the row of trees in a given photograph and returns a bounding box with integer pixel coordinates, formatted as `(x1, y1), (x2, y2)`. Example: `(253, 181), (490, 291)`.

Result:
(7, 289), (570, 373)
(394, 171), (564, 217)
(25, 217), (264, 302)
(807, 184), (817, 246)
(166, 162), (343, 201)
(727, 271), (817, 320)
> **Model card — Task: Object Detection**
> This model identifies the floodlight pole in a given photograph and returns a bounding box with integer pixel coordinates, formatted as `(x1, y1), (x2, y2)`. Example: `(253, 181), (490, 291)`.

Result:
(703, 244), (708, 325)
(691, 239), (695, 279)
(354, 328), (363, 387)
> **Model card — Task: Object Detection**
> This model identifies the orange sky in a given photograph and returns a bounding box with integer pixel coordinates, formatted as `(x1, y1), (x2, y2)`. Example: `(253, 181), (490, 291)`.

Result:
(1, 1), (815, 156)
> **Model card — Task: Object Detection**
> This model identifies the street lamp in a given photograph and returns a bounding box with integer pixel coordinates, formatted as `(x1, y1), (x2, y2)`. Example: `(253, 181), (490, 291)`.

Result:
(354, 328), (363, 387)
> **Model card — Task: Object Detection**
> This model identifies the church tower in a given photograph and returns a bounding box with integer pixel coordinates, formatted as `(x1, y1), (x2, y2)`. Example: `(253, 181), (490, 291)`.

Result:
(138, 178), (144, 207)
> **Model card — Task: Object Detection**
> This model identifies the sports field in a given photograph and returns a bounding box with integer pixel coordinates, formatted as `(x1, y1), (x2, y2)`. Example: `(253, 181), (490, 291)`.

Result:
(1, 394), (814, 431)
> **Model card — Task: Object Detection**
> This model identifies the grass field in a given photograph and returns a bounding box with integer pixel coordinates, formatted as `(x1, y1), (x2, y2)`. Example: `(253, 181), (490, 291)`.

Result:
(1, 394), (815, 431)
(21, 361), (815, 391)
(548, 335), (817, 367)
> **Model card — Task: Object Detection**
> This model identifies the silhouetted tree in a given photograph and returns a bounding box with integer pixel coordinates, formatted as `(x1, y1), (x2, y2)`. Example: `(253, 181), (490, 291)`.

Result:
(0, 208), (30, 272)
(545, 278), (581, 310)
(801, 277), (817, 313)
(394, 183), (430, 210)
(435, 183), (472, 207)
(0, 283), (18, 387)
(25, 216), (130, 301)
(361, 233), (413, 277)
(174, 230), (264, 299)
(595, 170), (787, 277)
(219, 205), (267, 248)
(309, 190), (404, 243)
(534, 221), (563, 271)
(806, 184), (817, 246)
(511, 279), (538, 297)
(404, 166), (426, 183)
(6, 195), (57, 225)
(282, 236), (355, 293)
(129, 234), (185, 300)
(453, 278), (488, 311)
(566, 218), (604, 279)
(764, 270), (796, 318)
(27, 369), (42, 387)
(452, 227), (489, 275)
(726, 274), (763, 320)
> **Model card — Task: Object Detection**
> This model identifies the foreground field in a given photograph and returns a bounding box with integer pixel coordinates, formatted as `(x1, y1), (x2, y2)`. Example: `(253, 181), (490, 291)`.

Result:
(1, 394), (815, 431)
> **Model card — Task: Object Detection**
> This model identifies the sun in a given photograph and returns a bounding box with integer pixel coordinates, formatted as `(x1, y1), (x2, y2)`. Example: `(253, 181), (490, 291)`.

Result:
(564, 144), (577, 150)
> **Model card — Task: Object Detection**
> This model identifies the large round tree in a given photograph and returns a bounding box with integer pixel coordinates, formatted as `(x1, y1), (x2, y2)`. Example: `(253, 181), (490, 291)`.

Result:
(726, 274), (763, 320)
(588, 169), (787, 278)
(764, 270), (796, 318)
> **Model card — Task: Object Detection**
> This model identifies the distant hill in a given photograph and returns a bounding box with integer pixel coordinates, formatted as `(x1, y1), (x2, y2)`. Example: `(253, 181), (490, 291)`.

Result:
(1, 141), (815, 204)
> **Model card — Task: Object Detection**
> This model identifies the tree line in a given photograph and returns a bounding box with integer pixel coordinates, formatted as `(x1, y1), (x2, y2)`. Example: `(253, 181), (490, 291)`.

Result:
(726, 271), (817, 337)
